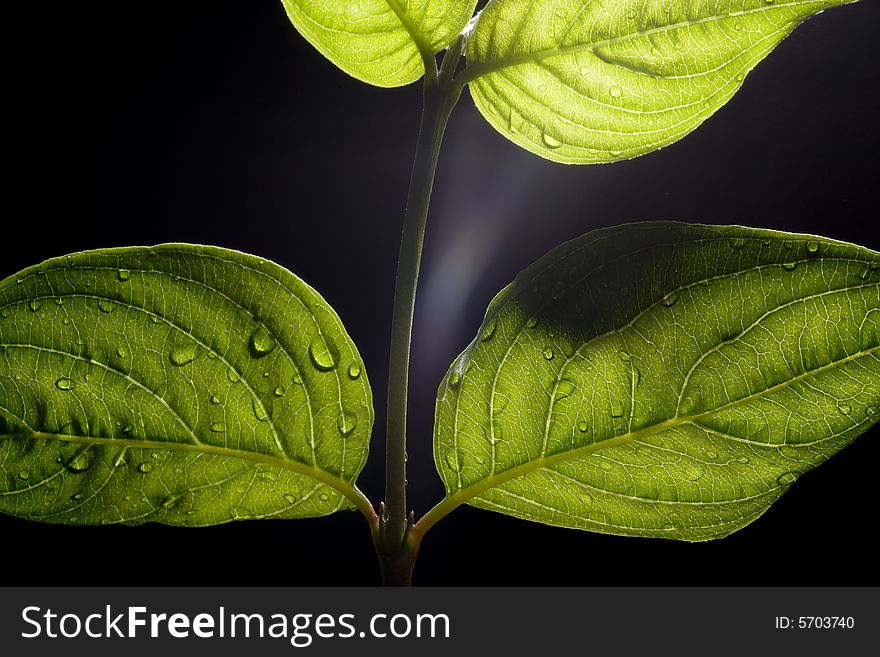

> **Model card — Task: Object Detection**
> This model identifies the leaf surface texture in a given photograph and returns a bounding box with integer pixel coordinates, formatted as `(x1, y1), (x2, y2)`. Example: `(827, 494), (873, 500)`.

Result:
(434, 223), (879, 540)
(0, 245), (373, 525)
(466, 0), (856, 163)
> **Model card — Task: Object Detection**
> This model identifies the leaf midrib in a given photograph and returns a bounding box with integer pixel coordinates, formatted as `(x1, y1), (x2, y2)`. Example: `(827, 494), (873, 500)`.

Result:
(462, 0), (829, 84)
(436, 345), (878, 517)
(0, 430), (367, 514)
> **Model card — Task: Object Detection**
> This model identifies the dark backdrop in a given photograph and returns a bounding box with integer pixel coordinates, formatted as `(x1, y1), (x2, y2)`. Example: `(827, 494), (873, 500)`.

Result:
(4, 0), (878, 586)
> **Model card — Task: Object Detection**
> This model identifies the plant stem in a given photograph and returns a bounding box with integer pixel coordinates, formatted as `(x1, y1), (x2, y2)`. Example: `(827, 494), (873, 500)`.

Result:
(379, 53), (462, 583)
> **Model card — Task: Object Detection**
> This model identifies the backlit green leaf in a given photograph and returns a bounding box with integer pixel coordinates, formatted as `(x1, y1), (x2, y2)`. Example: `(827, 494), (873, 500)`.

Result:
(434, 223), (879, 540)
(0, 245), (373, 525)
(281, 0), (478, 87)
(465, 0), (857, 163)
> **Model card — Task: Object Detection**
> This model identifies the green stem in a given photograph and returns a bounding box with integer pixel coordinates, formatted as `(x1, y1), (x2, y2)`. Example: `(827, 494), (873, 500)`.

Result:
(379, 49), (463, 583)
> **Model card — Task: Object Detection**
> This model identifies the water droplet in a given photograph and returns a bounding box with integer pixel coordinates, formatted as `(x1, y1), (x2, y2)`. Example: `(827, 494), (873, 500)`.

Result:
(777, 471), (797, 486)
(837, 403), (852, 416)
(541, 131), (563, 149)
(116, 345), (129, 358)
(122, 424), (133, 434)
(150, 315), (162, 324)
(249, 325), (276, 358)
(308, 335), (336, 371)
(71, 492), (85, 501)
(617, 350), (631, 362)
(252, 399), (268, 422)
(161, 495), (180, 510)
(186, 510), (197, 516)
(210, 395), (221, 405)
(135, 461), (151, 474)
(577, 421), (589, 432)
(18, 470), (29, 480)
(55, 377), (75, 391)
(660, 291), (679, 307)
(706, 450), (719, 460)
(210, 422), (226, 433)
(337, 411), (358, 436)
(348, 362), (361, 379)
(98, 299), (114, 314)
(543, 348), (554, 361)
(737, 456), (750, 464)
(449, 370), (462, 389)
(609, 404), (624, 418)
(481, 318), (497, 341)
(806, 240), (819, 254)
(227, 368), (240, 383)
(170, 344), (197, 367)
(782, 261), (798, 271)
(283, 493), (297, 505)
(318, 493), (329, 502)
(123, 495), (132, 501)
(273, 386), (285, 398)
(609, 85), (622, 98)
(555, 380), (576, 400)
(29, 299), (42, 312)
(444, 450), (461, 472)
(525, 316), (538, 329)
(598, 460), (613, 472)
(117, 269), (131, 281)
(113, 450), (127, 467)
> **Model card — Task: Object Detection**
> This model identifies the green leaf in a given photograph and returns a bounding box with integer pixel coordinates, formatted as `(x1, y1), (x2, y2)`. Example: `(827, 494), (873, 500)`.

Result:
(0, 245), (373, 526)
(281, 0), (478, 87)
(433, 223), (879, 540)
(465, 0), (857, 164)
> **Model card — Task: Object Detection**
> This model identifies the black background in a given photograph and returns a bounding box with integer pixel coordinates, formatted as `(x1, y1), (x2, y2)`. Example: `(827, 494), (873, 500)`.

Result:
(3, 0), (878, 586)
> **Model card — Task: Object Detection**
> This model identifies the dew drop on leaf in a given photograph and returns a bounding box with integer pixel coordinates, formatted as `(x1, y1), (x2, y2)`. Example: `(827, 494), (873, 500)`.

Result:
(98, 299), (114, 314)
(273, 386), (285, 398)
(617, 350), (631, 362)
(138, 462), (153, 474)
(55, 377), (75, 391)
(227, 368), (240, 383)
(252, 399), (268, 422)
(116, 345), (129, 358)
(337, 411), (358, 436)
(782, 262), (798, 271)
(660, 292), (678, 307)
(117, 269), (131, 281)
(806, 240), (820, 254)
(210, 395), (221, 405)
(318, 493), (329, 502)
(29, 299), (42, 312)
(66, 447), (95, 474)
(555, 380), (576, 400)
(444, 450), (461, 472)
(776, 471), (797, 486)
(170, 344), (197, 367)
(577, 421), (589, 433)
(283, 493), (297, 505)
(309, 335), (336, 371)
(249, 325), (276, 358)
(737, 456), (751, 464)
(481, 318), (497, 341)
(18, 470), (29, 480)
(837, 403), (852, 416)
(541, 131), (563, 149)
(210, 422), (226, 433)
(348, 362), (361, 379)
(525, 316), (538, 329)
(543, 348), (554, 361)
